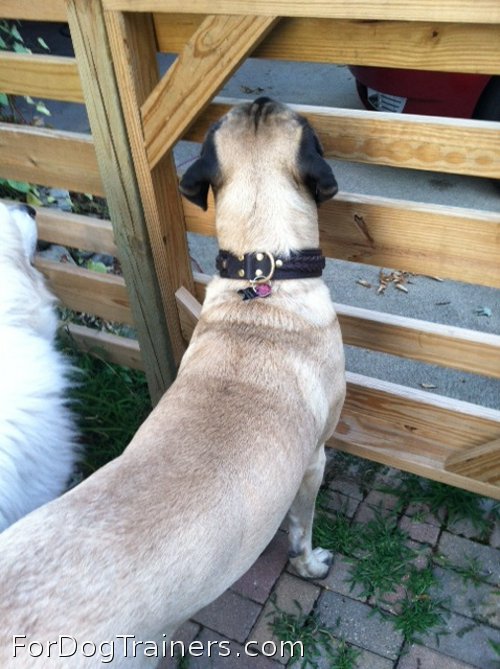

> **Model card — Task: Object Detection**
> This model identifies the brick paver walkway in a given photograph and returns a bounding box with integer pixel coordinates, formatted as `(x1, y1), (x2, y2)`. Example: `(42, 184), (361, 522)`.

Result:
(159, 455), (500, 669)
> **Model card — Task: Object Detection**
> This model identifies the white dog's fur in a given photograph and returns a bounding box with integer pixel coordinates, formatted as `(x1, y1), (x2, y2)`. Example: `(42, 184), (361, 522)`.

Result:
(0, 100), (344, 667)
(0, 203), (78, 530)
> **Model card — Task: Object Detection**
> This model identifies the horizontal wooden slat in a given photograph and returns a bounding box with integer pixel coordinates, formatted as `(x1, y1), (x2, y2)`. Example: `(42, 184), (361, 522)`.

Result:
(185, 98), (500, 179)
(0, 200), (117, 256)
(154, 15), (500, 75)
(1, 0), (66, 21)
(36, 208), (117, 256)
(331, 372), (500, 499)
(191, 273), (500, 378)
(65, 322), (142, 370)
(0, 53), (83, 103)
(0, 123), (103, 196)
(183, 192), (500, 288)
(35, 258), (133, 325)
(104, 1), (500, 24)
(336, 304), (500, 380)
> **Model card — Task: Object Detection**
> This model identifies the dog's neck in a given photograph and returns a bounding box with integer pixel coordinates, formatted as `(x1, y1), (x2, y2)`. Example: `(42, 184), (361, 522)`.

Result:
(214, 176), (319, 257)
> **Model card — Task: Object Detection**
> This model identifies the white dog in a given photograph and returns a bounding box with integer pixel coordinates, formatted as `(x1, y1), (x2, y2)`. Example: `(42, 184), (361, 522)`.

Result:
(0, 202), (78, 530)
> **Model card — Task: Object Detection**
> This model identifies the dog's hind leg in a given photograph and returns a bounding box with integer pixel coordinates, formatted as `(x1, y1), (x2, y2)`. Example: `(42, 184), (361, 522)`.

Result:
(287, 444), (333, 579)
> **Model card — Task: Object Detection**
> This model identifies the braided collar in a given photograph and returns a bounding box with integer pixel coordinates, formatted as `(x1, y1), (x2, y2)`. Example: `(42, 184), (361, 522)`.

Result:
(215, 249), (325, 283)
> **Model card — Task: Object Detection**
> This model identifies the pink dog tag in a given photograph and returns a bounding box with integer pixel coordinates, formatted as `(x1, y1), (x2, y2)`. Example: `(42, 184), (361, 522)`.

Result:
(254, 283), (272, 298)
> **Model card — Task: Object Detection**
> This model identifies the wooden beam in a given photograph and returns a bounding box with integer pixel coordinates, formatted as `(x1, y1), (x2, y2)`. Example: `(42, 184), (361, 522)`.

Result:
(0, 53), (83, 103)
(336, 304), (500, 380)
(183, 192), (500, 289)
(103, 1), (500, 24)
(445, 438), (500, 484)
(0, 202), (117, 256)
(35, 258), (133, 325)
(1, 0), (66, 21)
(67, 0), (178, 404)
(154, 15), (500, 76)
(104, 10), (197, 367)
(175, 286), (202, 343)
(141, 14), (278, 169)
(330, 372), (500, 499)
(185, 98), (500, 179)
(0, 199), (117, 255)
(0, 123), (103, 195)
(65, 323), (143, 371)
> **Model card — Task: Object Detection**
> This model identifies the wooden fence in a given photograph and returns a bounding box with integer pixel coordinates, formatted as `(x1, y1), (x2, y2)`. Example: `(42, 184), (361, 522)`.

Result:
(1, 0), (499, 498)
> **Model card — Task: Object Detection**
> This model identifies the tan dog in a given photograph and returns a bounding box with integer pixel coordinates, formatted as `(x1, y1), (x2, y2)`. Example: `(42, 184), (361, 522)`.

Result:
(0, 98), (345, 667)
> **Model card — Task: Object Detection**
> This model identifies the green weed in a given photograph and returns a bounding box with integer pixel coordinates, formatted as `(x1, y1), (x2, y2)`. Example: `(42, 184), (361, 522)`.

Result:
(381, 474), (493, 536)
(386, 567), (448, 642)
(268, 599), (360, 669)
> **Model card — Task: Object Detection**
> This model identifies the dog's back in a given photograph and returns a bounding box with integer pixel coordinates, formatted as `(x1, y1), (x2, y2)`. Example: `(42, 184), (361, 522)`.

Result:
(0, 204), (78, 530)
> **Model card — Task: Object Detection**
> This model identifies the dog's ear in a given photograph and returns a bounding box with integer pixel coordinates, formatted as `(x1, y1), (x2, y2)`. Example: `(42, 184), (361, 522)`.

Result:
(179, 124), (220, 211)
(298, 123), (338, 204)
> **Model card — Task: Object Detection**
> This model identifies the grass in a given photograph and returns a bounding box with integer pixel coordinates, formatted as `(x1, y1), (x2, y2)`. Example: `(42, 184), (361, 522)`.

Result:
(380, 473), (497, 539)
(312, 501), (448, 644)
(63, 342), (152, 476)
(268, 599), (361, 669)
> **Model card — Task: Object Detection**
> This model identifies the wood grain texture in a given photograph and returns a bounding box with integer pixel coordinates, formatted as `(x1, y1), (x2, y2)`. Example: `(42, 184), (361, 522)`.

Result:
(445, 438), (500, 483)
(68, 0), (178, 403)
(183, 192), (500, 288)
(335, 304), (500, 380)
(103, 0), (500, 24)
(65, 323), (143, 371)
(0, 199), (117, 255)
(330, 372), (500, 499)
(104, 10), (196, 369)
(0, 123), (103, 195)
(35, 258), (133, 325)
(1, 0), (66, 21)
(141, 14), (278, 168)
(35, 207), (117, 256)
(175, 286), (202, 343)
(154, 15), (500, 75)
(0, 53), (83, 102)
(186, 98), (500, 179)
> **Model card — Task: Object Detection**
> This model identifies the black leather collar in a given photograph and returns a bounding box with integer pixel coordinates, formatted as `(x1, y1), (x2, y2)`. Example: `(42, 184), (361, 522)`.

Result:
(216, 249), (325, 282)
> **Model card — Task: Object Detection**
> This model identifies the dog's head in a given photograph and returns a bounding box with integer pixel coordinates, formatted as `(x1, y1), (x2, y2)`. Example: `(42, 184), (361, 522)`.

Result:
(180, 97), (337, 211)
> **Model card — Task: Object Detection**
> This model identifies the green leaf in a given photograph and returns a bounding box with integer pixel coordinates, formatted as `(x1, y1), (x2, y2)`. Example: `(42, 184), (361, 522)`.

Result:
(35, 101), (51, 116)
(26, 191), (42, 206)
(13, 43), (31, 54)
(24, 95), (35, 105)
(37, 37), (50, 51)
(86, 260), (109, 274)
(9, 25), (22, 42)
(0, 92), (9, 106)
(6, 179), (31, 194)
(0, 35), (7, 49)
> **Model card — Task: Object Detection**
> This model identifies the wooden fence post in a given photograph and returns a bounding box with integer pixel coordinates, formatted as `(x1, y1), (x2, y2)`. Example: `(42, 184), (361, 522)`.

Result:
(102, 10), (196, 368)
(66, 0), (176, 404)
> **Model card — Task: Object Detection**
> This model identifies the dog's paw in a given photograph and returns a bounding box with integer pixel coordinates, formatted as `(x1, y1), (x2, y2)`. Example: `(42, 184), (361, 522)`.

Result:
(289, 547), (333, 580)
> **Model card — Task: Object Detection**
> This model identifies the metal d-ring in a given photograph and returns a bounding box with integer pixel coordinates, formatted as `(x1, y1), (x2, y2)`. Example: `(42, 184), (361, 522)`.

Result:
(251, 251), (276, 285)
